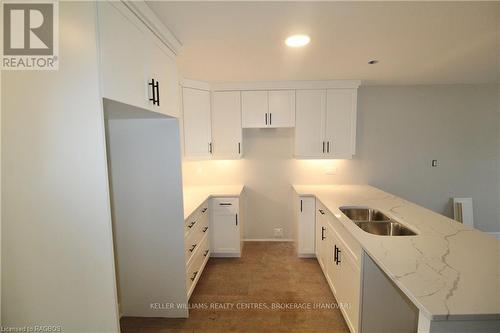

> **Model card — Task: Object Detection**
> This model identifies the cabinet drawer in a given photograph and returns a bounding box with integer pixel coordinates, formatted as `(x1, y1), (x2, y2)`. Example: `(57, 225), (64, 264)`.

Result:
(185, 221), (205, 266)
(186, 235), (210, 297)
(185, 200), (209, 235)
(212, 197), (239, 213)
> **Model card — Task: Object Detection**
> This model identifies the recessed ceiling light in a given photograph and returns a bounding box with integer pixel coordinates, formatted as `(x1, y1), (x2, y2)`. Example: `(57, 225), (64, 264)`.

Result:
(285, 34), (310, 47)
(368, 60), (379, 65)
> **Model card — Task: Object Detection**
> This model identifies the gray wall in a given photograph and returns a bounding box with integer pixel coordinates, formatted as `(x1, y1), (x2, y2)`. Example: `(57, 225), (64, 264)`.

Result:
(183, 84), (500, 238)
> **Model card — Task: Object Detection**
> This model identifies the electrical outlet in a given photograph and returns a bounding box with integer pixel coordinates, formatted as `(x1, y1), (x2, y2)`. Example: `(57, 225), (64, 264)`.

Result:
(273, 228), (283, 238)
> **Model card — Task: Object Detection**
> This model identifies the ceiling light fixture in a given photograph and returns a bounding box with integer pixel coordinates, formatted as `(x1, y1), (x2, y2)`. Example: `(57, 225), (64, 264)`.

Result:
(285, 34), (310, 47)
(368, 60), (379, 65)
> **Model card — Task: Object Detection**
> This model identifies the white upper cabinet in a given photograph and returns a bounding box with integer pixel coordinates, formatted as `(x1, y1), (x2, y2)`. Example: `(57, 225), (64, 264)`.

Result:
(241, 90), (295, 128)
(241, 91), (268, 128)
(295, 90), (327, 158)
(98, 1), (148, 110)
(268, 90), (296, 127)
(295, 88), (357, 159)
(98, 1), (179, 117)
(148, 37), (179, 117)
(324, 89), (357, 158)
(182, 88), (212, 159)
(211, 91), (242, 159)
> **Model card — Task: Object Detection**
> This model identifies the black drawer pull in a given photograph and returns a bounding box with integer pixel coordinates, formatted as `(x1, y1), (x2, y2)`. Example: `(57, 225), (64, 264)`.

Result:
(190, 271), (198, 281)
(321, 226), (326, 240)
(188, 221), (196, 229)
(202, 208), (207, 213)
(219, 203), (232, 206)
(203, 250), (209, 257)
(318, 209), (325, 215)
(189, 244), (197, 252)
(202, 227), (208, 233)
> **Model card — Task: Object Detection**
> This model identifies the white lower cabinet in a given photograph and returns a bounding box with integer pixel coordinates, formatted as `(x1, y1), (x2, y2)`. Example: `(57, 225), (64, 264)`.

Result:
(315, 200), (361, 333)
(297, 196), (315, 257)
(184, 196), (242, 299)
(210, 197), (241, 257)
(184, 200), (210, 299)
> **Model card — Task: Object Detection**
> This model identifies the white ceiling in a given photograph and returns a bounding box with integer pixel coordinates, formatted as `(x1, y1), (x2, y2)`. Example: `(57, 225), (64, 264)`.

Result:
(147, 1), (500, 85)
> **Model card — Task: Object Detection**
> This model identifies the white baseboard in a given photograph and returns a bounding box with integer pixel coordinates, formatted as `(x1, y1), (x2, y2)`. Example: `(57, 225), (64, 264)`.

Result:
(487, 232), (500, 239)
(243, 238), (294, 242)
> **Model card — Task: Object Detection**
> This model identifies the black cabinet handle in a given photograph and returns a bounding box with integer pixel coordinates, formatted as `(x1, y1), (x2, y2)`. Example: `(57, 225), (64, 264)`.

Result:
(209, 142), (212, 154)
(335, 247), (341, 265)
(318, 209), (325, 215)
(321, 226), (326, 240)
(270, 113), (272, 125)
(188, 221), (196, 229)
(190, 271), (198, 281)
(189, 244), (197, 252)
(265, 113), (268, 125)
(334, 245), (338, 263)
(156, 80), (160, 106)
(322, 141), (325, 153)
(327, 141), (330, 153)
(300, 200), (303, 212)
(149, 79), (156, 104)
(203, 250), (209, 257)
(219, 203), (232, 206)
(202, 208), (207, 213)
(202, 227), (208, 233)
(238, 142), (241, 154)
(235, 213), (238, 226)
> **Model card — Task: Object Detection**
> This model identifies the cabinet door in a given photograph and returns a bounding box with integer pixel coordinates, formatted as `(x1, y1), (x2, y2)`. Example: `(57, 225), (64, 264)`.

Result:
(337, 244), (361, 332)
(268, 90), (295, 128)
(324, 89), (357, 159)
(241, 91), (268, 128)
(98, 1), (148, 110)
(149, 37), (179, 117)
(326, 224), (342, 296)
(315, 206), (328, 269)
(211, 211), (240, 254)
(211, 91), (242, 159)
(295, 90), (327, 158)
(182, 88), (212, 159)
(298, 197), (315, 256)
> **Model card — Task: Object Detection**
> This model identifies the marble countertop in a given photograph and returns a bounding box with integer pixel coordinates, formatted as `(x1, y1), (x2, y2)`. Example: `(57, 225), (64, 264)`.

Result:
(293, 185), (500, 321)
(183, 185), (244, 219)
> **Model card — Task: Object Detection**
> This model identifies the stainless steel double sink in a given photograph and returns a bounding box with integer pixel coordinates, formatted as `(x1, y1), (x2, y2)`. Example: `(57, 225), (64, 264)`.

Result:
(339, 207), (417, 236)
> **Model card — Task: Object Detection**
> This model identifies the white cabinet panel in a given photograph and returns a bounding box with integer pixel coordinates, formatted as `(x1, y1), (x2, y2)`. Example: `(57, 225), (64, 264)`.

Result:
(241, 91), (268, 128)
(149, 37), (179, 117)
(183, 88), (212, 159)
(210, 198), (240, 256)
(338, 245), (361, 332)
(268, 90), (295, 127)
(212, 91), (242, 159)
(325, 89), (357, 158)
(298, 196), (315, 256)
(98, 1), (148, 110)
(295, 90), (326, 158)
(295, 88), (357, 159)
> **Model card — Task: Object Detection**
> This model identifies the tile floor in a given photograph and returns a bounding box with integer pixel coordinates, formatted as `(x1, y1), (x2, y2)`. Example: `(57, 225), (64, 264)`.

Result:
(120, 242), (350, 333)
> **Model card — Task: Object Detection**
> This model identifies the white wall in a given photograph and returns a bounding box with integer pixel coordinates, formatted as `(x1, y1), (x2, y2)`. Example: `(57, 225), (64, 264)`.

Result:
(183, 84), (500, 239)
(1, 2), (119, 331)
